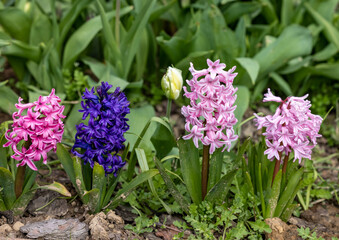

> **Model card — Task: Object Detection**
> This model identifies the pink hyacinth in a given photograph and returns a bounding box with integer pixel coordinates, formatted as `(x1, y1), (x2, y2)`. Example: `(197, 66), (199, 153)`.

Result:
(4, 89), (65, 170)
(181, 59), (238, 154)
(254, 88), (322, 163)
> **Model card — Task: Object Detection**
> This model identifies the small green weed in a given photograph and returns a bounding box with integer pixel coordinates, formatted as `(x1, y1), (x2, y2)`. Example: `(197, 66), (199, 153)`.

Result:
(125, 214), (159, 234)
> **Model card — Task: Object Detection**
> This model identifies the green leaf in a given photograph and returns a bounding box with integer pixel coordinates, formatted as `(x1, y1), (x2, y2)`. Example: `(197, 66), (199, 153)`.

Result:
(265, 170), (282, 219)
(205, 169), (237, 204)
(274, 168), (303, 217)
(83, 188), (100, 213)
(110, 169), (159, 208)
(154, 157), (190, 213)
(223, 2), (261, 24)
(236, 58), (259, 85)
(121, 0), (156, 78)
(269, 72), (292, 96)
(178, 138), (202, 204)
(136, 148), (171, 213)
(0, 167), (16, 209)
(56, 143), (76, 187)
(12, 183), (37, 215)
(29, 13), (52, 45)
(95, 0), (121, 69)
(38, 181), (71, 197)
(254, 25), (313, 78)
(207, 148), (223, 192)
(248, 220), (272, 233)
(305, 2), (339, 50)
(63, 7), (133, 69)
(0, 133), (8, 168)
(312, 43), (338, 62)
(1, 40), (41, 62)
(150, 119), (175, 159)
(92, 162), (106, 212)
(281, 0), (294, 27)
(58, 0), (92, 50)
(310, 189), (333, 200)
(0, 8), (31, 42)
(73, 157), (86, 200)
(309, 62), (339, 80)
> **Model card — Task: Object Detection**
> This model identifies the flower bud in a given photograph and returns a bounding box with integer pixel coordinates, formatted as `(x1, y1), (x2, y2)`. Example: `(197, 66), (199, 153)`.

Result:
(161, 67), (183, 100)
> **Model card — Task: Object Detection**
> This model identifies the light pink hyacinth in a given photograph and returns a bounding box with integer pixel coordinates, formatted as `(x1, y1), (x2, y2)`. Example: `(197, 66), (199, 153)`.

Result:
(181, 59), (238, 154)
(254, 89), (322, 163)
(4, 89), (65, 170)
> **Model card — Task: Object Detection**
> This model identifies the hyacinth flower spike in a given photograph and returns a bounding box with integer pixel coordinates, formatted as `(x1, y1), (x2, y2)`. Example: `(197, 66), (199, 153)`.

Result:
(254, 88), (322, 183)
(181, 59), (239, 199)
(3, 89), (65, 197)
(72, 81), (130, 176)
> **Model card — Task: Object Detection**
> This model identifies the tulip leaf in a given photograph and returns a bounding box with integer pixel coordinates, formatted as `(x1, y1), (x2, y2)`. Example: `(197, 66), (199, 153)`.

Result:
(236, 58), (260, 85)
(0, 8), (31, 42)
(254, 25), (312, 78)
(269, 72), (292, 96)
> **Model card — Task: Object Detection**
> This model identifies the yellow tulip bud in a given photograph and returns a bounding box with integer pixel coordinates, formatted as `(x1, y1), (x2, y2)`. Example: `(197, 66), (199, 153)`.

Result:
(161, 67), (183, 100)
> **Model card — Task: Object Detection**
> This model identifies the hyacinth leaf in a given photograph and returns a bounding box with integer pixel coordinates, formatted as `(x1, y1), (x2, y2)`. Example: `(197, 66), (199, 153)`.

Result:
(83, 189), (100, 213)
(0, 195), (6, 211)
(56, 143), (76, 188)
(265, 170), (282, 219)
(304, 2), (339, 50)
(274, 167), (304, 217)
(205, 169), (237, 204)
(136, 148), (171, 214)
(38, 181), (72, 197)
(12, 183), (38, 215)
(151, 119), (175, 159)
(63, 7), (133, 69)
(178, 138), (202, 204)
(0, 133), (8, 168)
(236, 58), (259, 85)
(258, 163), (266, 217)
(154, 156), (190, 213)
(207, 148), (223, 192)
(269, 72), (292, 96)
(0, 8), (31, 42)
(121, 0), (156, 78)
(281, 203), (299, 222)
(73, 157), (86, 199)
(254, 25), (312, 78)
(109, 169), (159, 208)
(0, 167), (15, 209)
(92, 162), (107, 212)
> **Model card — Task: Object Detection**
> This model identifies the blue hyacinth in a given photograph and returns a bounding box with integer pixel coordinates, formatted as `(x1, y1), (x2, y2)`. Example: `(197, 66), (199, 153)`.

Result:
(72, 82), (130, 175)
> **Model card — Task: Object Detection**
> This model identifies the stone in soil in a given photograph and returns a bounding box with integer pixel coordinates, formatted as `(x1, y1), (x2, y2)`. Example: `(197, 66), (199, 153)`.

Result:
(20, 218), (88, 240)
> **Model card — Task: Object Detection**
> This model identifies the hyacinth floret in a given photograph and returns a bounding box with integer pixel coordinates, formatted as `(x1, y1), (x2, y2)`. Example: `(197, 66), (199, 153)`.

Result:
(72, 82), (130, 175)
(3, 89), (65, 170)
(181, 59), (239, 154)
(254, 88), (322, 163)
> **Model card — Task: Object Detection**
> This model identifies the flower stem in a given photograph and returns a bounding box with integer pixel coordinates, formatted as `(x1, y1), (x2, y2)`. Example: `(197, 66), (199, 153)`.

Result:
(271, 156), (281, 186)
(166, 98), (172, 120)
(201, 144), (210, 200)
(282, 154), (289, 174)
(15, 165), (26, 198)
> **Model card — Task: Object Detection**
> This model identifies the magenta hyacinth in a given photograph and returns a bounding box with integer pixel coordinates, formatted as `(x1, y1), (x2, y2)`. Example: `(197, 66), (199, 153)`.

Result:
(181, 59), (238, 154)
(4, 89), (65, 170)
(254, 89), (322, 163)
